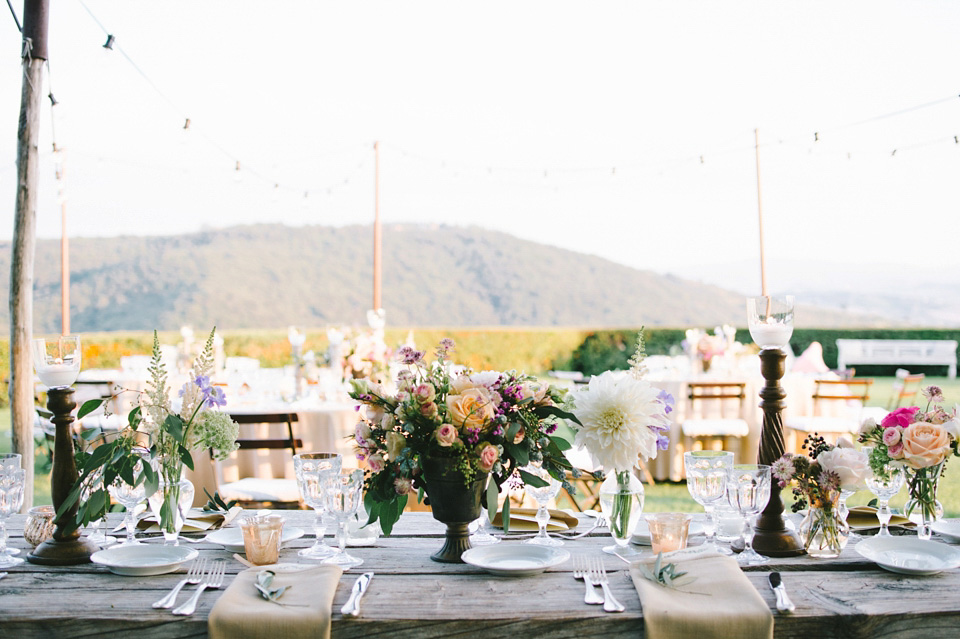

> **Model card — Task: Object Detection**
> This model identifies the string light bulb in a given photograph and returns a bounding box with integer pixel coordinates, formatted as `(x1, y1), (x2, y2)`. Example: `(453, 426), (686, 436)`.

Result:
(233, 160), (242, 182)
(103, 34), (115, 50)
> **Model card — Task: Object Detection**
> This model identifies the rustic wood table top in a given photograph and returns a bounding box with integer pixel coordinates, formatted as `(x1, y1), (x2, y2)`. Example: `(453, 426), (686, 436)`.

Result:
(2, 510), (959, 638)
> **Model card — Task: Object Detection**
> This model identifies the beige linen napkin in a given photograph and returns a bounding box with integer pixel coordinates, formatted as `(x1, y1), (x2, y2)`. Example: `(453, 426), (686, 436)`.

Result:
(629, 549), (774, 639)
(208, 564), (343, 639)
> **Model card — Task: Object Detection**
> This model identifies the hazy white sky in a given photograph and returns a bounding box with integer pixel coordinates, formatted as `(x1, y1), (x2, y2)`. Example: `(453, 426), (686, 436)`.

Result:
(2, 0), (959, 288)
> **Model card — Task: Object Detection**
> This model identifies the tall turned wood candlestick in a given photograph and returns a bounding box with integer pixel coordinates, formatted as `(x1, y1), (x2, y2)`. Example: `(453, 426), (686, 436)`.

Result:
(751, 348), (805, 557)
(27, 387), (99, 565)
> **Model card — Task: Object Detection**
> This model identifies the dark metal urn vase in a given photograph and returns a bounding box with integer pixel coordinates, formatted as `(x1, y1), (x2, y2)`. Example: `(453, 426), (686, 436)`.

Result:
(421, 456), (488, 563)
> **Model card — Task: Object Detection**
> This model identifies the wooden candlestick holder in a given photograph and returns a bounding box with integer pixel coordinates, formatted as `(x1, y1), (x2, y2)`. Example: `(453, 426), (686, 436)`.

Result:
(27, 387), (99, 565)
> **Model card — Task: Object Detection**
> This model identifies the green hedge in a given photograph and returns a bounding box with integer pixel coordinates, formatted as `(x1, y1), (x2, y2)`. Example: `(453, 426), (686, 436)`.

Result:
(564, 328), (960, 377)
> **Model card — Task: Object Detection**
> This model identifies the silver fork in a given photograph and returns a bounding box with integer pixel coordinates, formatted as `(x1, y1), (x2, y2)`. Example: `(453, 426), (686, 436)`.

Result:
(573, 556), (604, 605)
(590, 558), (625, 613)
(172, 561), (225, 616)
(153, 559), (207, 609)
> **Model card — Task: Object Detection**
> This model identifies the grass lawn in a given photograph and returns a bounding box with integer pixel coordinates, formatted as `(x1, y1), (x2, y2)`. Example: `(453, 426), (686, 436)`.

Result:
(6, 376), (960, 515)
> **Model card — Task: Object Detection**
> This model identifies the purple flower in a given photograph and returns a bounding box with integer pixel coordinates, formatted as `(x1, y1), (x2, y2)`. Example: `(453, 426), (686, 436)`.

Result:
(658, 389), (675, 415)
(923, 386), (944, 403)
(771, 456), (796, 483)
(397, 346), (424, 365)
(656, 433), (669, 451)
(818, 469), (841, 493)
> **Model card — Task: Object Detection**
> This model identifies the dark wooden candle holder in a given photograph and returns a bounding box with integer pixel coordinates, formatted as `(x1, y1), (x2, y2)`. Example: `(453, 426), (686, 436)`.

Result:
(27, 387), (99, 565)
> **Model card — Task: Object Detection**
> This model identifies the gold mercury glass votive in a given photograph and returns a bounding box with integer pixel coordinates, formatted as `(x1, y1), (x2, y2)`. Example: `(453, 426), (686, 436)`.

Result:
(647, 513), (693, 554)
(24, 505), (56, 547)
(239, 514), (285, 566)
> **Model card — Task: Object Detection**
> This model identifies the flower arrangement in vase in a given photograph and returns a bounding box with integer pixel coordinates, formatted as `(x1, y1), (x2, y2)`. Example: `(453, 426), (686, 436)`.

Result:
(348, 339), (579, 561)
(858, 386), (959, 539)
(570, 331), (674, 551)
(772, 436), (869, 558)
(61, 329), (239, 544)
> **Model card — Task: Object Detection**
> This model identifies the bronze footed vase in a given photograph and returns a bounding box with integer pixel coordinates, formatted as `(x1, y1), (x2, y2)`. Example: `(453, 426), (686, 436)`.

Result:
(421, 457), (488, 563)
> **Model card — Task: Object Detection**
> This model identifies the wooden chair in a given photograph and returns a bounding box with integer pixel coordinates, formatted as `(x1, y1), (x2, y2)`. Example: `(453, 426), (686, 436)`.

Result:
(784, 378), (874, 450)
(214, 413), (304, 509)
(679, 382), (750, 460)
(888, 370), (925, 410)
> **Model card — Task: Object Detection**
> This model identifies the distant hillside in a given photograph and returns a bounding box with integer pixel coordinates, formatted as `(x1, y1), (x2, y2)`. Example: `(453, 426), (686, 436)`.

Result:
(0, 223), (884, 332)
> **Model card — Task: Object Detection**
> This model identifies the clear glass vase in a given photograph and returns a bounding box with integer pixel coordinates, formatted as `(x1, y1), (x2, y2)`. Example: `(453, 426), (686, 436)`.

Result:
(599, 470), (644, 553)
(904, 461), (945, 541)
(148, 476), (195, 545)
(799, 504), (849, 559)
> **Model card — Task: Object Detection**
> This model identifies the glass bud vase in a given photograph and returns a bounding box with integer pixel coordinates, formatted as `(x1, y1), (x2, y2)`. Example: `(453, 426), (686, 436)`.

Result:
(904, 461), (945, 541)
(799, 505), (849, 559)
(599, 470), (644, 549)
(148, 477), (195, 545)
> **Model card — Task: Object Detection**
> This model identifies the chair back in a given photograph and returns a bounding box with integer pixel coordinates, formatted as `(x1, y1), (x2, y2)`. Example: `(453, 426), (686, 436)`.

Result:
(230, 413), (302, 458)
(888, 371), (925, 410)
(812, 379), (873, 416)
(687, 382), (746, 419)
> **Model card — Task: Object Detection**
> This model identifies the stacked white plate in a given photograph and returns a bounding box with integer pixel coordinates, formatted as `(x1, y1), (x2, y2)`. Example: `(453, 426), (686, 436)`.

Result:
(91, 545), (198, 576)
(855, 536), (960, 576)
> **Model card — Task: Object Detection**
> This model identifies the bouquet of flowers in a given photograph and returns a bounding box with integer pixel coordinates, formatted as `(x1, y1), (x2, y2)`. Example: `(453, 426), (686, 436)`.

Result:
(858, 386), (960, 533)
(772, 436), (869, 556)
(349, 339), (579, 535)
(340, 328), (392, 384)
(62, 329), (240, 537)
(570, 332), (673, 543)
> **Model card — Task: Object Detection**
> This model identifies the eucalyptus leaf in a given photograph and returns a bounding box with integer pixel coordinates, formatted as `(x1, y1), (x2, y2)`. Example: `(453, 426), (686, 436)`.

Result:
(77, 398), (105, 420)
(500, 498), (511, 534)
(485, 479), (498, 523)
(517, 469), (548, 488)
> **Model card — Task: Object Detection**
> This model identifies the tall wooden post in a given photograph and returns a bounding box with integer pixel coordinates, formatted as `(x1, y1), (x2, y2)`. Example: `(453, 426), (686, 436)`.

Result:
(10, 0), (50, 511)
(373, 140), (382, 311)
(56, 147), (69, 334)
(754, 128), (768, 298)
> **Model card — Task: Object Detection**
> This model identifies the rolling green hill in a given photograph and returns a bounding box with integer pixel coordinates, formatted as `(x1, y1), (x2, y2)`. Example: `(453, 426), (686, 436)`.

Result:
(0, 223), (880, 332)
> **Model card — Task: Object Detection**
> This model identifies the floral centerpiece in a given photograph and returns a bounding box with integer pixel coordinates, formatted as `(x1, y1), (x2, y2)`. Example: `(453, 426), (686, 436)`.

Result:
(858, 386), (960, 539)
(62, 329), (240, 543)
(570, 332), (673, 548)
(348, 339), (579, 559)
(772, 436), (869, 557)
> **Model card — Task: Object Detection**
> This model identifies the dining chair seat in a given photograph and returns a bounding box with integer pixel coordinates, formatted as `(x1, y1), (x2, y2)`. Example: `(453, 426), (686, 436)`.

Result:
(217, 477), (302, 504)
(681, 418), (749, 438)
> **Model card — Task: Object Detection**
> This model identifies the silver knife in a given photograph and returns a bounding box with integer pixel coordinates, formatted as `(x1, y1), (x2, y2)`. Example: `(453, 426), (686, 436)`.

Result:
(768, 572), (795, 613)
(341, 572), (373, 617)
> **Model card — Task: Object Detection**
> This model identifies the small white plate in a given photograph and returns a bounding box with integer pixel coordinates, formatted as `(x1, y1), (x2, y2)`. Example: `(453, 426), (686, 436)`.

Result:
(91, 544), (199, 576)
(931, 519), (960, 543)
(630, 519), (705, 546)
(855, 536), (960, 576)
(204, 526), (305, 553)
(462, 544), (570, 577)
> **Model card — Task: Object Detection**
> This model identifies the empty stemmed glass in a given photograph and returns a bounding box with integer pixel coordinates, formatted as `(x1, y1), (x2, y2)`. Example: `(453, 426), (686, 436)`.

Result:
(322, 470), (365, 568)
(108, 450), (149, 546)
(0, 468), (26, 567)
(84, 467), (117, 547)
(865, 454), (905, 538)
(294, 452), (342, 559)
(726, 464), (771, 566)
(684, 450), (734, 551)
(522, 463), (563, 547)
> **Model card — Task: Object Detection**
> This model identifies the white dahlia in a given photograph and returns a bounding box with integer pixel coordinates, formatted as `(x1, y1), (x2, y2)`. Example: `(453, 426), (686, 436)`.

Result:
(571, 371), (666, 471)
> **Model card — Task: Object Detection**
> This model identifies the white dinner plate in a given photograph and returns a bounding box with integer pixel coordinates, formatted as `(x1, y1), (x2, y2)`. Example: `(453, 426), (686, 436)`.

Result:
(91, 544), (199, 576)
(855, 536), (960, 576)
(630, 519), (705, 546)
(931, 519), (960, 543)
(462, 544), (570, 577)
(204, 526), (305, 553)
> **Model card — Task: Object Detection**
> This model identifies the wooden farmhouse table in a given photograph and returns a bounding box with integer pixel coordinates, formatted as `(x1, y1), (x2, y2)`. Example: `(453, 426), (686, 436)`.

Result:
(2, 510), (959, 638)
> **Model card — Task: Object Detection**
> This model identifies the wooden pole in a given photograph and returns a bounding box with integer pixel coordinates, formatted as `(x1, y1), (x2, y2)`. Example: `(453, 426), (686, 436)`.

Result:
(373, 140), (382, 311)
(10, 0), (50, 511)
(56, 147), (69, 335)
(754, 128), (768, 298)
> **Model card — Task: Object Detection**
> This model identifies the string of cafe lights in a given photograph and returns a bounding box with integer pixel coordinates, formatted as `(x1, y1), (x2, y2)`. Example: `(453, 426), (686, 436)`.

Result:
(33, 1), (960, 201)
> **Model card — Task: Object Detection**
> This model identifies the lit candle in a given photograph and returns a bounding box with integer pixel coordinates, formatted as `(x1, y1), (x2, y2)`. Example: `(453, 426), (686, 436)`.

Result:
(38, 363), (80, 389)
(749, 317), (793, 349)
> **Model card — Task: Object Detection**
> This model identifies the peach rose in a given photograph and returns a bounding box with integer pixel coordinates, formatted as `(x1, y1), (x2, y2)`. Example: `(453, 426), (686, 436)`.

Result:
(385, 432), (406, 460)
(477, 444), (499, 473)
(413, 383), (436, 404)
(435, 423), (458, 447)
(521, 381), (548, 404)
(901, 422), (952, 469)
(447, 388), (495, 431)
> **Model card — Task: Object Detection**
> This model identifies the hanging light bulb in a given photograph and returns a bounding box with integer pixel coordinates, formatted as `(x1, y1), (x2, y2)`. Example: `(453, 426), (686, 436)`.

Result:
(103, 35), (115, 50)
(233, 161), (242, 182)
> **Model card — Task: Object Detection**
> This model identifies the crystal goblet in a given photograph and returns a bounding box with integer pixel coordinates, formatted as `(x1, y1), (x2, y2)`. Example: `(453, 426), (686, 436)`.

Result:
(0, 468), (26, 567)
(294, 452), (342, 559)
(322, 470), (365, 568)
(684, 450), (734, 551)
(726, 464), (771, 566)
(522, 463), (563, 547)
(865, 462), (905, 537)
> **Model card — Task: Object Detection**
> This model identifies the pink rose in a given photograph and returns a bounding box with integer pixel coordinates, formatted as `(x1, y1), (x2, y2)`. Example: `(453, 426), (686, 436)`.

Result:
(882, 427), (902, 447)
(355, 422), (372, 447)
(413, 383), (436, 404)
(888, 442), (904, 459)
(368, 454), (385, 473)
(882, 406), (921, 429)
(900, 422), (952, 469)
(435, 424), (458, 447)
(477, 444), (499, 473)
(420, 401), (439, 419)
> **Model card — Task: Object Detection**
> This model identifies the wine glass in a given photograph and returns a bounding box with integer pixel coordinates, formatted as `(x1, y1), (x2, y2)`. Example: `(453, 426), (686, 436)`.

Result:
(0, 468), (26, 567)
(322, 470), (365, 568)
(108, 451), (149, 546)
(865, 459), (905, 537)
(32, 336), (82, 389)
(469, 476), (500, 546)
(0, 454), (21, 473)
(84, 467), (117, 547)
(684, 450), (734, 551)
(521, 463), (563, 547)
(294, 452), (342, 559)
(726, 464), (771, 566)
